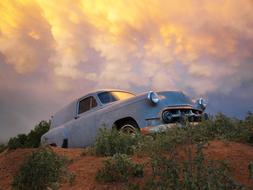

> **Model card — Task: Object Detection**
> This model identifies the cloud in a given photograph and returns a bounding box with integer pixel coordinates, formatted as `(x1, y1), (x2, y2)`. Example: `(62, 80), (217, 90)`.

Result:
(1, 0), (253, 93)
(0, 0), (54, 74)
(0, 0), (253, 141)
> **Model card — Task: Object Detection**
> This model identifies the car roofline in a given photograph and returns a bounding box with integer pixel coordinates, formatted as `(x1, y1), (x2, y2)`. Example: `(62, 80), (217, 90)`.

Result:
(76, 89), (136, 102)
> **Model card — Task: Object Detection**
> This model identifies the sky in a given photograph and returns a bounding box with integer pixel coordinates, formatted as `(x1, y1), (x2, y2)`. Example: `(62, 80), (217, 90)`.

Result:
(0, 0), (253, 142)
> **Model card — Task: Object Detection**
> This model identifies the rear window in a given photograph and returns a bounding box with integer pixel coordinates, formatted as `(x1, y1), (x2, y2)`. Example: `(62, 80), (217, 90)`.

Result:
(78, 96), (97, 114)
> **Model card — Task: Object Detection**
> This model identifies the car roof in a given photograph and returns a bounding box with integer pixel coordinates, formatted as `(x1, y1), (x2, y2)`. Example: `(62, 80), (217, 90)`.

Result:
(52, 89), (136, 126)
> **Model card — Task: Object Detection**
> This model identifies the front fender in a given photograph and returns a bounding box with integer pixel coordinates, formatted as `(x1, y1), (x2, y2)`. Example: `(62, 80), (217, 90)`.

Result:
(96, 97), (162, 129)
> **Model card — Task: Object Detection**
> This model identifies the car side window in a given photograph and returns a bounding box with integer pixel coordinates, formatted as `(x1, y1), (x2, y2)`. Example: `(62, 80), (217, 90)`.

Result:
(78, 96), (97, 114)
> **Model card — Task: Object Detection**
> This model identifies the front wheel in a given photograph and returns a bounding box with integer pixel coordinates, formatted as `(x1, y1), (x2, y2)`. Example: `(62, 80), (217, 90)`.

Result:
(119, 120), (139, 135)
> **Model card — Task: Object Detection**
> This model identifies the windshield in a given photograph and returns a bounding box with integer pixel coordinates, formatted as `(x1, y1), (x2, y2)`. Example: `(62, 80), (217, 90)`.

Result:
(98, 91), (135, 104)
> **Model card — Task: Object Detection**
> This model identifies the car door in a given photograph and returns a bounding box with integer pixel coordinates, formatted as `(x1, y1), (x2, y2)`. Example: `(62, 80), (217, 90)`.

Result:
(68, 96), (99, 147)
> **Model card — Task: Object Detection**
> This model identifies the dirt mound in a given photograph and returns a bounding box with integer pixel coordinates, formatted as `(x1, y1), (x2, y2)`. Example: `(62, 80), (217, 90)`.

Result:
(0, 141), (253, 190)
(201, 140), (253, 187)
(0, 148), (34, 190)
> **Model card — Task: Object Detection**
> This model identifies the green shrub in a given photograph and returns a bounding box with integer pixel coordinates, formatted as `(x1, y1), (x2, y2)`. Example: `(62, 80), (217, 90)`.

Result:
(249, 162), (253, 180)
(96, 153), (144, 183)
(245, 112), (253, 126)
(148, 113), (253, 150)
(92, 113), (253, 157)
(242, 112), (253, 144)
(0, 144), (7, 153)
(126, 183), (141, 190)
(93, 113), (252, 189)
(93, 128), (141, 156)
(196, 113), (253, 144)
(144, 142), (244, 190)
(8, 134), (28, 150)
(135, 123), (213, 156)
(25, 121), (50, 148)
(12, 147), (74, 190)
(8, 120), (50, 150)
(134, 113), (253, 158)
(135, 127), (187, 157)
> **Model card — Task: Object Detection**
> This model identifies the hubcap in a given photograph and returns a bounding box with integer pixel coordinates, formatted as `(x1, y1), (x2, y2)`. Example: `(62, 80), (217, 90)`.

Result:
(120, 124), (136, 134)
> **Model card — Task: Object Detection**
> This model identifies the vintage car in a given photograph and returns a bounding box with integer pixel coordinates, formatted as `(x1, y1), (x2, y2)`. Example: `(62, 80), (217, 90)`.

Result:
(41, 89), (207, 148)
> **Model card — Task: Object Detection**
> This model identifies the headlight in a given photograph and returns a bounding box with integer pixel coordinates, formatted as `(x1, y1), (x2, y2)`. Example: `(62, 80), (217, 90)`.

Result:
(148, 91), (160, 104)
(196, 98), (207, 110)
(162, 110), (173, 123)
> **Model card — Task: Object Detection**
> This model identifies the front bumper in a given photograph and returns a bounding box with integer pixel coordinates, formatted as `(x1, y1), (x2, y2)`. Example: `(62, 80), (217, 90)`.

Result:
(140, 122), (199, 134)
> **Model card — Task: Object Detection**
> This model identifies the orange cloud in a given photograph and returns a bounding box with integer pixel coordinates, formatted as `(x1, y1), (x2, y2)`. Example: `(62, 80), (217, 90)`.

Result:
(0, 0), (253, 95)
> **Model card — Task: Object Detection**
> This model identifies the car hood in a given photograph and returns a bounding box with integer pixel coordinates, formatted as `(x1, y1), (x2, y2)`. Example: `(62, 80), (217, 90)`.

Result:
(158, 91), (193, 106)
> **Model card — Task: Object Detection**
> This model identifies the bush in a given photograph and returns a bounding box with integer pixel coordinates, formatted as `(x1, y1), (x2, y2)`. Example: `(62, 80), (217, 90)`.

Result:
(8, 134), (28, 150)
(134, 127), (187, 157)
(0, 144), (7, 153)
(7, 120), (50, 150)
(93, 113), (252, 189)
(249, 162), (253, 180)
(196, 113), (253, 144)
(93, 128), (141, 156)
(96, 153), (144, 183)
(144, 143), (244, 190)
(93, 113), (253, 157)
(145, 113), (253, 153)
(12, 147), (74, 190)
(242, 112), (253, 144)
(25, 121), (50, 148)
(245, 112), (253, 126)
(135, 122), (215, 156)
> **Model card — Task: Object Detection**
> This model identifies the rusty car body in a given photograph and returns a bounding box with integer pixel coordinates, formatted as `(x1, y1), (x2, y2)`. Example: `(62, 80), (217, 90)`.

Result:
(41, 89), (207, 148)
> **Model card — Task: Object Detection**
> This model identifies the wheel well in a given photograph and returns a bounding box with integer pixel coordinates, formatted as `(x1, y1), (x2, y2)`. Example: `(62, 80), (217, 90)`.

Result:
(50, 143), (57, 147)
(113, 117), (139, 130)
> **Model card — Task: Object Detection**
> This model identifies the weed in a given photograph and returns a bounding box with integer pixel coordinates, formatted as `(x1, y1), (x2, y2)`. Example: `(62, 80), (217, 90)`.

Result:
(12, 147), (74, 190)
(0, 144), (7, 153)
(196, 113), (253, 144)
(126, 183), (140, 190)
(249, 162), (253, 180)
(93, 128), (141, 156)
(96, 153), (144, 183)
(144, 142), (244, 190)
(8, 120), (50, 150)
(25, 120), (50, 148)
(66, 171), (76, 185)
(8, 134), (28, 150)
(93, 113), (253, 157)
(93, 113), (252, 189)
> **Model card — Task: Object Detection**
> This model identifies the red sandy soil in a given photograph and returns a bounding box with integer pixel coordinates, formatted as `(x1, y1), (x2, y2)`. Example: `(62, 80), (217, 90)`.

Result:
(0, 140), (253, 190)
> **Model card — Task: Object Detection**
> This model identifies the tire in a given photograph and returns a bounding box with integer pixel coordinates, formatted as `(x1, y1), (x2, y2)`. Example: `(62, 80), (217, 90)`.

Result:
(119, 120), (139, 134)
(62, 139), (68, 148)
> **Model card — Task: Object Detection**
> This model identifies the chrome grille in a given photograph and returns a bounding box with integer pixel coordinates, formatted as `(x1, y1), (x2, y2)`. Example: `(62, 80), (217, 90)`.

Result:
(162, 108), (202, 123)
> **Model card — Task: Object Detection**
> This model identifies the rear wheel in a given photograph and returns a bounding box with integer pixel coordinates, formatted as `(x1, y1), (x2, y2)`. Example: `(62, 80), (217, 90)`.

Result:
(62, 139), (68, 148)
